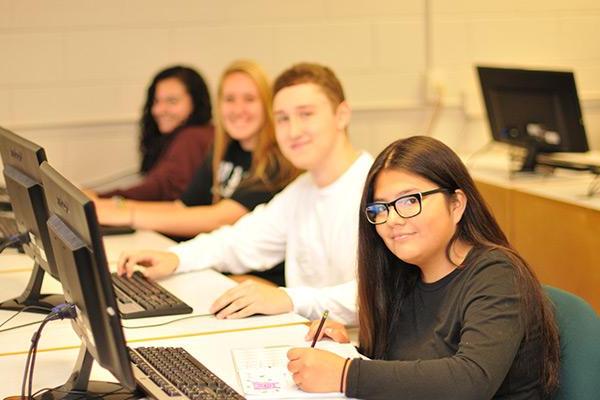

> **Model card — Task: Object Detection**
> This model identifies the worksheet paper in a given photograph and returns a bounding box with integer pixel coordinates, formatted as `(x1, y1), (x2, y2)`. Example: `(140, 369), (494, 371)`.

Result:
(232, 340), (364, 399)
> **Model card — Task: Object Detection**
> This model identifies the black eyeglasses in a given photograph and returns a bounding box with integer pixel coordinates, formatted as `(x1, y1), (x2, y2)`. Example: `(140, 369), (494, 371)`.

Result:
(365, 188), (449, 225)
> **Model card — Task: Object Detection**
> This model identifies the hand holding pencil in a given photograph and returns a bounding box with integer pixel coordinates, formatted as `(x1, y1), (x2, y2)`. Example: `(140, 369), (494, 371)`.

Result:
(287, 312), (354, 393)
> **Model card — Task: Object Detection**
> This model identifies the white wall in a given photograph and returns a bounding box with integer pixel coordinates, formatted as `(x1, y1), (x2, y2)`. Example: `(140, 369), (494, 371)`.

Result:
(1, 0), (599, 183)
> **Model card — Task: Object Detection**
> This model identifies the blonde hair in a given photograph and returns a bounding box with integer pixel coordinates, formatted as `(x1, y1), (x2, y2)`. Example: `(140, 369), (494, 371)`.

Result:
(212, 60), (299, 201)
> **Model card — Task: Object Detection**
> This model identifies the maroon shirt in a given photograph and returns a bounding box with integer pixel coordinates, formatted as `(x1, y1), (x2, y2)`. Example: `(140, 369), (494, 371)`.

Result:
(100, 125), (214, 201)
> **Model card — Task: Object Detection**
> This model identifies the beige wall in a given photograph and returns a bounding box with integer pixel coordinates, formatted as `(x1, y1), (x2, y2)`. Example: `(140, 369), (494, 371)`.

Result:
(1, 0), (599, 183)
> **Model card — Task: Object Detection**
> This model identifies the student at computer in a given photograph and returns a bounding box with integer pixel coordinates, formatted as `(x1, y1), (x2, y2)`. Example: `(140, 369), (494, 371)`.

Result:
(92, 65), (214, 201)
(117, 63), (374, 323)
(95, 60), (298, 241)
(288, 136), (560, 399)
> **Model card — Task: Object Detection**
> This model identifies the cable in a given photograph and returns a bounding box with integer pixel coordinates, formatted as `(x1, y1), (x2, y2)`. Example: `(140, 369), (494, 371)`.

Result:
(38, 381), (128, 400)
(466, 140), (494, 162)
(588, 173), (600, 197)
(20, 304), (77, 398)
(29, 383), (129, 400)
(76, 383), (128, 400)
(0, 319), (46, 333)
(121, 312), (212, 329)
(81, 168), (140, 191)
(27, 317), (53, 397)
(30, 387), (52, 397)
(0, 305), (53, 330)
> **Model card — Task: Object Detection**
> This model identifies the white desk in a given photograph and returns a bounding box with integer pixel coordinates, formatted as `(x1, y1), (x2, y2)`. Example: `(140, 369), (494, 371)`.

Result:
(0, 231), (306, 355)
(0, 324), (333, 399)
(0, 230), (319, 399)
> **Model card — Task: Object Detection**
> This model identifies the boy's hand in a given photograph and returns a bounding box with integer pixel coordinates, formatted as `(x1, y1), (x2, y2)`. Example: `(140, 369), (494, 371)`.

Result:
(210, 280), (293, 319)
(117, 250), (179, 280)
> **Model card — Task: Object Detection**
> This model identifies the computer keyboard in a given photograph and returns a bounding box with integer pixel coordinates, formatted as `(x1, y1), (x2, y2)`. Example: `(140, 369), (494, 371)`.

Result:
(129, 346), (245, 400)
(100, 224), (136, 236)
(112, 271), (193, 319)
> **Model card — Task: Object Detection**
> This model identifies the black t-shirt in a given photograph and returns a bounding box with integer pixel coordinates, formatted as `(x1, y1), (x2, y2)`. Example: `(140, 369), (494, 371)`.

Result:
(346, 247), (544, 400)
(179, 140), (274, 211)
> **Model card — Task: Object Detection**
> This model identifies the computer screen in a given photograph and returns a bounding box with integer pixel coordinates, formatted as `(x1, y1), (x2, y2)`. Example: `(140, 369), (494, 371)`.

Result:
(0, 126), (63, 313)
(477, 66), (588, 171)
(41, 161), (137, 397)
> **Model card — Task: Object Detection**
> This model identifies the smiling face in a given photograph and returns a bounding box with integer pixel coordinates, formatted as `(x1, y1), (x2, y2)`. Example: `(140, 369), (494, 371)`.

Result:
(273, 83), (348, 172)
(151, 77), (194, 134)
(372, 168), (465, 273)
(219, 72), (265, 150)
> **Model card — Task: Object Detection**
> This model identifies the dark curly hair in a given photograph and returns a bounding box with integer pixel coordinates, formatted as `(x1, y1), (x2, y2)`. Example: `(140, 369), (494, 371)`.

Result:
(140, 65), (212, 173)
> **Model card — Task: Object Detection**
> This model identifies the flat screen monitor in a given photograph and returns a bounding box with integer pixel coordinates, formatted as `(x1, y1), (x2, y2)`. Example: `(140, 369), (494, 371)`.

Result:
(477, 66), (588, 171)
(40, 161), (137, 398)
(0, 126), (63, 313)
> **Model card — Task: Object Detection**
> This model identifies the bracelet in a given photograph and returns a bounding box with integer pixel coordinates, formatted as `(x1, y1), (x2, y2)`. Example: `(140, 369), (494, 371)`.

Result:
(112, 195), (126, 208)
(340, 357), (351, 393)
(129, 205), (135, 227)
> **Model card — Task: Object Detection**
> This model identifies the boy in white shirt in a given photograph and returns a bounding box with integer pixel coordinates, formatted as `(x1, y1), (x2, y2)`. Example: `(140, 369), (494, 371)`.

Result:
(118, 63), (372, 324)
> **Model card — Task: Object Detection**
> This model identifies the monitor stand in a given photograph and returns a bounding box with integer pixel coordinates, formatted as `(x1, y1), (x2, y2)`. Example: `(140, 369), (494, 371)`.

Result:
(34, 344), (139, 399)
(517, 141), (541, 172)
(0, 263), (64, 314)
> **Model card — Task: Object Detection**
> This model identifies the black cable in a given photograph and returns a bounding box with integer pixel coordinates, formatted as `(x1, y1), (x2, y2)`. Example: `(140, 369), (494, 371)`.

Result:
(30, 386), (52, 397)
(121, 312), (212, 329)
(29, 382), (128, 400)
(587, 173), (600, 197)
(20, 304), (77, 398)
(0, 305), (53, 330)
(0, 319), (46, 333)
(28, 317), (54, 397)
(78, 383), (127, 400)
(21, 331), (37, 398)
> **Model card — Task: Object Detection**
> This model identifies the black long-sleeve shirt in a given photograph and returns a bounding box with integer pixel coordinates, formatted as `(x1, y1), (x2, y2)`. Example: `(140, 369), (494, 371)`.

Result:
(346, 248), (544, 400)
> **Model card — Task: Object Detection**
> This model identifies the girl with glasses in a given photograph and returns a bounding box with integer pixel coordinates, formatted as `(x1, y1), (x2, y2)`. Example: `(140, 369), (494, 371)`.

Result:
(288, 136), (560, 399)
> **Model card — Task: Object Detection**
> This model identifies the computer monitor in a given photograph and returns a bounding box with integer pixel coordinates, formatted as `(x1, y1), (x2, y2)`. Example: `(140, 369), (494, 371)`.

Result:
(0, 127), (64, 313)
(40, 161), (138, 398)
(477, 66), (589, 171)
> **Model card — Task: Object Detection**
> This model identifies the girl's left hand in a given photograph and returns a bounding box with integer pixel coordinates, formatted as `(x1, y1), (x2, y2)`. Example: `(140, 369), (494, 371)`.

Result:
(287, 348), (348, 393)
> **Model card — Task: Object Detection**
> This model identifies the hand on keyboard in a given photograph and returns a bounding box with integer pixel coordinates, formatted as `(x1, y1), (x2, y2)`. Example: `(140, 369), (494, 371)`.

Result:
(117, 249), (179, 280)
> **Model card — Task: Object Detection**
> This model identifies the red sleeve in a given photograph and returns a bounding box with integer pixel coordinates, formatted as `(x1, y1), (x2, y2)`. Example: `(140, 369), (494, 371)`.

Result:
(100, 125), (214, 201)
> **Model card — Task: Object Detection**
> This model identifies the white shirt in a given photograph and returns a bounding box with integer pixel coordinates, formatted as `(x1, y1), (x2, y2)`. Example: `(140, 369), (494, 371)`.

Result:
(170, 152), (373, 324)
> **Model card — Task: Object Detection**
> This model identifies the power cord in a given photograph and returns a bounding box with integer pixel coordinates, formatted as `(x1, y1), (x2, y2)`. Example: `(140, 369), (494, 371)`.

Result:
(587, 173), (600, 198)
(28, 382), (130, 400)
(80, 168), (139, 191)
(30, 382), (130, 400)
(21, 303), (77, 399)
(0, 319), (47, 333)
(0, 305), (53, 330)
(464, 140), (494, 169)
(121, 312), (212, 329)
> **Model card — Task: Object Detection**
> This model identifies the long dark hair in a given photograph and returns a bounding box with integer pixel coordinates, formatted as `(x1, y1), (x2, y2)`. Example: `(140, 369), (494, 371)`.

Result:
(140, 65), (212, 173)
(357, 136), (559, 394)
